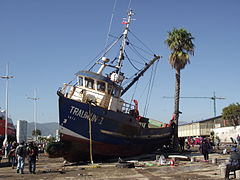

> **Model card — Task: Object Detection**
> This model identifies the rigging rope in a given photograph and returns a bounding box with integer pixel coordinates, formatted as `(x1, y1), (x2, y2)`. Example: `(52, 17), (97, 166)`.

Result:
(143, 60), (159, 117)
(129, 31), (156, 55)
(130, 80), (139, 110)
(125, 51), (141, 71)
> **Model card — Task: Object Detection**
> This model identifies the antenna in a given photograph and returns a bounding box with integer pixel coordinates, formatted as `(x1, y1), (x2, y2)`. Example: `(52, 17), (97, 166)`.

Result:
(163, 92), (226, 117)
(27, 89), (40, 141)
(105, 0), (117, 48)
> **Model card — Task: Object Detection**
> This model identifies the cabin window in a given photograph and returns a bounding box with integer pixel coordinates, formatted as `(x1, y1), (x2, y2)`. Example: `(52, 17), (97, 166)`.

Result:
(97, 81), (106, 92)
(78, 76), (83, 86)
(108, 85), (114, 95)
(108, 85), (120, 97)
(85, 78), (94, 89)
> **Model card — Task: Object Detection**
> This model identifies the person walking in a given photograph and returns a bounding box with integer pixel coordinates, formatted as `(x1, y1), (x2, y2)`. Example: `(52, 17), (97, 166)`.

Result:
(27, 142), (39, 174)
(8, 141), (18, 169)
(199, 138), (212, 162)
(15, 141), (27, 174)
(225, 146), (240, 179)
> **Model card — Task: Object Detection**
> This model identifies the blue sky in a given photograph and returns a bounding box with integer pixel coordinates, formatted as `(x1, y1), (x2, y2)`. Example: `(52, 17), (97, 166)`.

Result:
(0, 0), (240, 125)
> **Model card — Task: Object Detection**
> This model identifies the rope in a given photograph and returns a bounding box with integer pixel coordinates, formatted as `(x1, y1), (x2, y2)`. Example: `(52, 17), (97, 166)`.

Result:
(129, 31), (156, 55)
(130, 80), (139, 107)
(143, 67), (154, 116)
(125, 51), (140, 71)
(88, 103), (94, 164)
(143, 61), (159, 116)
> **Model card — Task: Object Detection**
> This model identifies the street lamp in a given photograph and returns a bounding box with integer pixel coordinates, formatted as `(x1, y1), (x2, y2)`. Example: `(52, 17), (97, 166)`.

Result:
(0, 64), (14, 158)
(27, 89), (39, 141)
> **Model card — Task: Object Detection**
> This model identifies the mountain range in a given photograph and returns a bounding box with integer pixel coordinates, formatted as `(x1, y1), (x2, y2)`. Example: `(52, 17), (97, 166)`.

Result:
(26, 122), (59, 137)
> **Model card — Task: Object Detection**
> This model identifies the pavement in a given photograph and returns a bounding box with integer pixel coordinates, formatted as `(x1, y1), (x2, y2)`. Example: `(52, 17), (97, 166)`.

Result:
(0, 146), (234, 180)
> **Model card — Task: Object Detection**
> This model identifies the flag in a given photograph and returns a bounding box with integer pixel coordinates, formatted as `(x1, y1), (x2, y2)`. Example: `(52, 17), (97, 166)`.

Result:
(122, 21), (128, 25)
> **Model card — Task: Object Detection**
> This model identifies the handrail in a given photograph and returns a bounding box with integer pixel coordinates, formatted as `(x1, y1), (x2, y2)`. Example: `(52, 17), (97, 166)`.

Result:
(59, 84), (135, 113)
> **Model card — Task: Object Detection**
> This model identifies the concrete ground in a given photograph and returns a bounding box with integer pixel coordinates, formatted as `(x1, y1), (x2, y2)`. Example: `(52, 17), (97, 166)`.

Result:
(0, 146), (233, 180)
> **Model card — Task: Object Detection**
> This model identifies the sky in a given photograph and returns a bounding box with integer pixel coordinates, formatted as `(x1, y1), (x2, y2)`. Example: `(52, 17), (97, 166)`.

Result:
(0, 0), (240, 125)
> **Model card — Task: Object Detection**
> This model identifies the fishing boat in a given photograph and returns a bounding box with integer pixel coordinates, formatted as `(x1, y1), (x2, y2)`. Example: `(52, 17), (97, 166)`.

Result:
(47, 10), (174, 162)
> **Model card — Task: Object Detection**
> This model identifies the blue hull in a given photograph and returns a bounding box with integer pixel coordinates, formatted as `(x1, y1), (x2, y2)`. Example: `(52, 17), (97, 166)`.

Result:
(58, 92), (173, 162)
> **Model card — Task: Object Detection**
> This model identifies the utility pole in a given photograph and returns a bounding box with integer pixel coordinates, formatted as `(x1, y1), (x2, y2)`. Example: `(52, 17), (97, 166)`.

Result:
(163, 92), (226, 117)
(27, 89), (39, 141)
(0, 64), (14, 158)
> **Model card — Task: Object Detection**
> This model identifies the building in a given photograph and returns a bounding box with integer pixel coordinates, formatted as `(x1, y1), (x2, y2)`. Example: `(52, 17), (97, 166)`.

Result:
(16, 120), (28, 143)
(178, 116), (223, 137)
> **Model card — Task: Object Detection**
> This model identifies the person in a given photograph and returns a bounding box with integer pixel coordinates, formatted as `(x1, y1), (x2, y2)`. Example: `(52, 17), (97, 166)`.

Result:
(225, 146), (240, 179)
(199, 138), (212, 161)
(214, 136), (220, 150)
(27, 142), (39, 174)
(8, 141), (18, 169)
(230, 137), (237, 144)
(237, 134), (240, 146)
(179, 137), (185, 152)
(0, 145), (3, 163)
(15, 141), (27, 174)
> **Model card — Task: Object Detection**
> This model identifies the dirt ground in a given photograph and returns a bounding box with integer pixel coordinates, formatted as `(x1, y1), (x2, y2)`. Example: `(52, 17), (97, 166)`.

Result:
(0, 147), (231, 180)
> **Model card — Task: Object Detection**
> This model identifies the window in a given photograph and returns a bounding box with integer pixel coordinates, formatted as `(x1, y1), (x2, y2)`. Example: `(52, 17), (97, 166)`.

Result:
(107, 84), (120, 97)
(97, 81), (106, 92)
(85, 78), (94, 89)
(78, 76), (83, 86)
(108, 85), (114, 95)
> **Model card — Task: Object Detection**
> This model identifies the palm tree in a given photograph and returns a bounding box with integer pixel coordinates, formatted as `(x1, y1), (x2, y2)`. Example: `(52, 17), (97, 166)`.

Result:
(165, 28), (195, 150)
(32, 129), (42, 136)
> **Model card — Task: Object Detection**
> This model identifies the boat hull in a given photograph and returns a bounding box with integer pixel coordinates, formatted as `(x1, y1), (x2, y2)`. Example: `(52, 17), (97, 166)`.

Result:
(56, 92), (173, 162)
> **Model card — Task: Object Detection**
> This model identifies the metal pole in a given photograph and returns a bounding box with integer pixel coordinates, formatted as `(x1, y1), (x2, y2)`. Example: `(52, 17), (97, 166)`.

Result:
(5, 66), (8, 158)
(213, 92), (216, 117)
(27, 89), (39, 141)
(34, 89), (37, 140)
(0, 64), (14, 158)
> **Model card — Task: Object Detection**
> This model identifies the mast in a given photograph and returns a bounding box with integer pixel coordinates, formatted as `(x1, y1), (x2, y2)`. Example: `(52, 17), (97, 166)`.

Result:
(121, 55), (160, 96)
(116, 9), (134, 74)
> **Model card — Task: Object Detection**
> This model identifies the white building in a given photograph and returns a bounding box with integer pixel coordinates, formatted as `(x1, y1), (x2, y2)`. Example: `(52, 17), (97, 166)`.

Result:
(17, 120), (28, 143)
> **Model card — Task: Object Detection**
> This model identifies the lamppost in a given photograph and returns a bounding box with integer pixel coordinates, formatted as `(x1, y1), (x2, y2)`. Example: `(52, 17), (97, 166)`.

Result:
(27, 89), (39, 141)
(0, 64), (14, 158)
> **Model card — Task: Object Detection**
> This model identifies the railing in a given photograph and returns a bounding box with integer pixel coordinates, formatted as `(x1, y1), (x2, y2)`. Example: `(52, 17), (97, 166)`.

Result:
(59, 84), (136, 113)
(122, 101), (135, 113)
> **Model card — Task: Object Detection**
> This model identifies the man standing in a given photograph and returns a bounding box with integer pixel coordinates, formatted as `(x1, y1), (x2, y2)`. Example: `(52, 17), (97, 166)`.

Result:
(225, 146), (240, 179)
(27, 142), (38, 174)
(179, 137), (185, 152)
(199, 138), (212, 162)
(15, 141), (26, 174)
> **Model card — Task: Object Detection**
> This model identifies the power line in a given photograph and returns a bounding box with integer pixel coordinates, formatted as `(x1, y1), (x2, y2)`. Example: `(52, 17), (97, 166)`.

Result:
(163, 92), (226, 117)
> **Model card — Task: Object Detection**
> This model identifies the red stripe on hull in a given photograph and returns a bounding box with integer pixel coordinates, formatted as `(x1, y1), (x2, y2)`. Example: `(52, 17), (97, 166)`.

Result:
(60, 132), (170, 162)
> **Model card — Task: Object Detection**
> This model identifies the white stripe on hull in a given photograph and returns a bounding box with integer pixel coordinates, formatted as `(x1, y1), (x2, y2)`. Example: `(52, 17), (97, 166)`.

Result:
(59, 125), (89, 140)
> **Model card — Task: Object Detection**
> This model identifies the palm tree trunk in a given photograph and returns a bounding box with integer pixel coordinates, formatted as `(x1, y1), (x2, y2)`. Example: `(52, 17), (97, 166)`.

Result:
(173, 69), (180, 151)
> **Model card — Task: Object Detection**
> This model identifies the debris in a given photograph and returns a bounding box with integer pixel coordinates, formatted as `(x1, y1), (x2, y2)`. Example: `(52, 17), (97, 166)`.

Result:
(190, 157), (196, 162)
(212, 158), (217, 164)
(170, 159), (175, 166)
(116, 162), (135, 168)
(159, 155), (167, 165)
(223, 149), (227, 155)
(168, 155), (190, 161)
